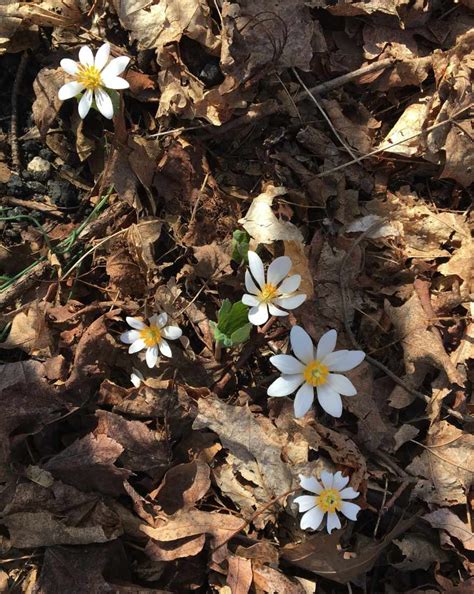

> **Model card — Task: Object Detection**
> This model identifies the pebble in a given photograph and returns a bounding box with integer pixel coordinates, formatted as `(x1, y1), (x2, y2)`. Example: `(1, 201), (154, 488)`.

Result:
(27, 156), (51, 182)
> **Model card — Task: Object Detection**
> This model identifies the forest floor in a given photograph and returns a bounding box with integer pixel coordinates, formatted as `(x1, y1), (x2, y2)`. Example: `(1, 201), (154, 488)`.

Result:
(0, 1), (473, 593)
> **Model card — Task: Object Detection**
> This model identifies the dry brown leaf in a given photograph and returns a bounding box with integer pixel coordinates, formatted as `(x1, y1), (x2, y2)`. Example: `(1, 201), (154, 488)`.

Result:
(385, 292), (464, 407)
(0, 300), (53, 355)
(151, 460), (211, 514)
(393, 424), (420, 452)
(221, 0), (313, 86)
(44, 433), (131, 496)
(239, 185), (304, 244)
(193, 396), (293, 526)
(380, 102), (429, 157)
(145, 533), (206, 562)
(127, 219), (163, 281)
(392, 535), (448, 571)
(438, 233), (473, 290)
(284, 240), (314, 300)
(96, 410), (168, 474)
(424, 509), (474, 551)
(140, 509), (243, 563)
(226, 555), (252, 594)
(32, 67), (66, 138)
(282, 513), (419, 584)
(106, 247), (146, 298)
(193, 242), (232, 279)
(406, 420), (474, 506)
(113, 0), (220, 56)
(252, 565), (307, 594)
(1, 481), (122, 548)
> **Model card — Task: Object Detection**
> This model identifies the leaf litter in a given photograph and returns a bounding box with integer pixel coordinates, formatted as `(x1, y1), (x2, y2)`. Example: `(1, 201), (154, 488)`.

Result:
(0, 1), (472, 592)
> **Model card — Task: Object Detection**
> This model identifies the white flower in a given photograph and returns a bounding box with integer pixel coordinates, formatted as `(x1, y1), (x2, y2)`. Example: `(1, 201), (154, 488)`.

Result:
(267, 326), (365, 418)
(58, 43), (130, 119)
(242, 251), (306, 326)
(130, 368), (144, 388)
(295, 471), (361, 533)
(120, 313), (182, 369)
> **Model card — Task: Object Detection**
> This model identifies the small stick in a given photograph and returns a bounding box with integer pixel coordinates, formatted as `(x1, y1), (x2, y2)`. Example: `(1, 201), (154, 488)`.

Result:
(382, 480), (410, 514)
(10, 51), (28, 171)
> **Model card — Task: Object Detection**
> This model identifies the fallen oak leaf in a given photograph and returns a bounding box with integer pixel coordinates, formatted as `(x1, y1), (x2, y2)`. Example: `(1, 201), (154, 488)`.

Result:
(424, 508), (474, 552)
(151, 460), (211, 514)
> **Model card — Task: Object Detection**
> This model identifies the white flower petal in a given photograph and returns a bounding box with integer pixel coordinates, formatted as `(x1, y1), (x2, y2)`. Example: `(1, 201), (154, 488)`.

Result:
(294, 382), (314, 418)
(298, 474), (323, 494)
(157, 313), (168, 328)
(242, 293), (260, 307)
(78, 89), (93, 119)
(268, 303), (288, 317)
(146, 346), (158, 368)
(94, 87), (114, 119)
(244, 270), (259, 295)
(332, 471), (349, 491)
(327, 373), (357, 396)
(267, 256), (291, 285)
(101, 56), (130, 79)
(102, 75), (129, 89)
(94, 43), (110, 71)
(247, 251), (265, 287)
(79, 45), (94, 66)
(317, 384), (343, 417)
(340, 501), (361, 521)
(269, 355), (305, 375)
(120, 330), (140, 344)
(294, 495), (316, 513)
(129, 338), (146, 354)
(60, 58), (79, 76)
(300, 506), (325, 531)
(126, 317), (146, 330)
(158, 339), (172, 358)
(58, 81), (84, 100)
(326, 511), (341, 534)
(267, 374), (304, 397)
(130, 369), (143, 388)
(320, 470), (334, 490)
(248, 303), (269, 326)
(290, 326), (314, 364)
(323, 350), (365, 372)
(316, 329), (337, 360)
(273, 294), (306, 310)
(278, 274), (301, 294)
(340, 487), (360, 500)
(161, 326), (182, 340)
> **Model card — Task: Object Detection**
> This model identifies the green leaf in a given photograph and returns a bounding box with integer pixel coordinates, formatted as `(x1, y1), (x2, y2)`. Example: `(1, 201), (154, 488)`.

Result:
(212, 299), (251, 348)
(231, 229), (250, 264)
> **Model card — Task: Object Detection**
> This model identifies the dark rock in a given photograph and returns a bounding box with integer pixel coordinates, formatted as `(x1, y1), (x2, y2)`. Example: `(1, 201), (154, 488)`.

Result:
(47, 179), (78, 206)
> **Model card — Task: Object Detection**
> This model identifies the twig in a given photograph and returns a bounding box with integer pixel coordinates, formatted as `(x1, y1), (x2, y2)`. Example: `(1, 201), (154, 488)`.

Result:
(292, 68), (359, 161)
(10, 51), (29, 171)
(1, 196), (63, 219)
(338, 222), (469, 423)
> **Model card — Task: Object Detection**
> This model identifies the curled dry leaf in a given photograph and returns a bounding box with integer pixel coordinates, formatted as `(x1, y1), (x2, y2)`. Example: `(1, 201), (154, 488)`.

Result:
(284, 240), (314, 300)
(0, 300), (53, 355)
(140, 509), (243, 563)
(151, 460), (211, 514)
(406, 421), (474, 506)
(239, 185), (304, 244)
(226, 555), (253, 594)
(392, 535), (448, 571)
(32, 67), (66, 138)
(252, 564), (307, 594)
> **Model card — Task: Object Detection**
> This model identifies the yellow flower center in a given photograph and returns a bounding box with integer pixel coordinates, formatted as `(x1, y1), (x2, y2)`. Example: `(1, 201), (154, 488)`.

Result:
(76, 64), (102, 91)
(316, 488), (342, 513)
(139, 324), (162, 348)
(258, 283), (278, 303)
(303, 360), (329, 387)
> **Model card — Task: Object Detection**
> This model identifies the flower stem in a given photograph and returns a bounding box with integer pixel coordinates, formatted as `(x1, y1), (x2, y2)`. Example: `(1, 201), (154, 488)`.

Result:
(259, 315), (277, 335)
(214, 340), (222, 362)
